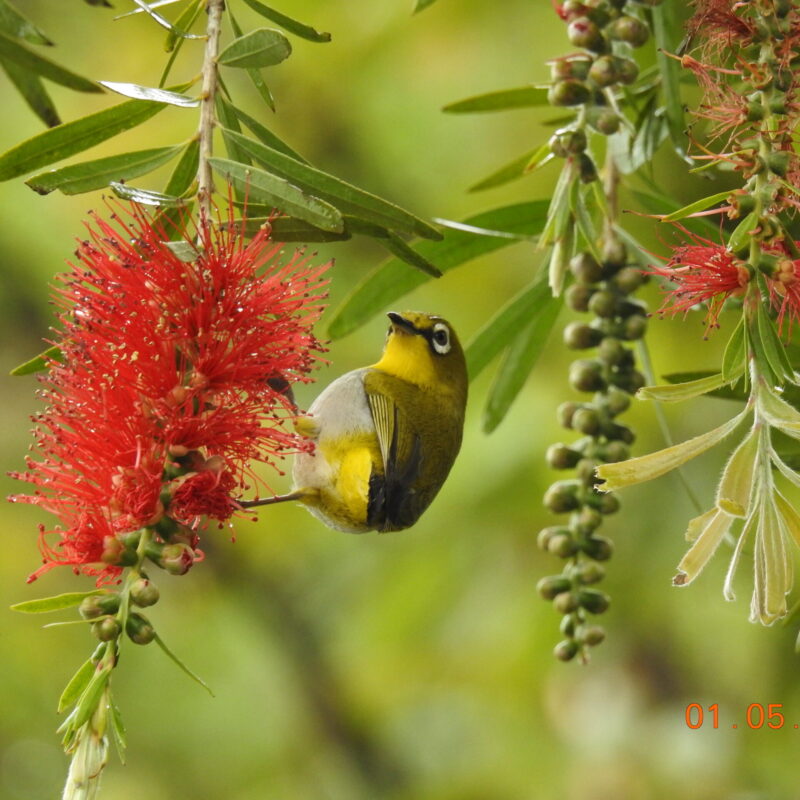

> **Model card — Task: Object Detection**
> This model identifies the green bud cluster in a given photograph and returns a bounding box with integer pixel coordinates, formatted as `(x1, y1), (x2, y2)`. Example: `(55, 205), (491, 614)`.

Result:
(548, 0), (654, 180)
(539, 241), (648, 662)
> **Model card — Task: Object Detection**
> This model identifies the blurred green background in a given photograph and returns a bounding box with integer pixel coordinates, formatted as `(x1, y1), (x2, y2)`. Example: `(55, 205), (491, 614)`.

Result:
(1, 2), (799, 799)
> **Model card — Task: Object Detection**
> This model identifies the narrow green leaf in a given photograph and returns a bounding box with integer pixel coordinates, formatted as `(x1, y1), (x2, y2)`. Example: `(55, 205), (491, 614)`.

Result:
(722, 316), (747, 384)
(165, 0), (203, 51)
(652, 3), (689, 161)
(221, 129), (440, 239)
(154, 634), (214, 695)
(71, 670), (109, 731)
(328, 201), (548, 339)
(218, 28), (291, 69)
(27, 144), (183, 195)
(240, 0), (331, 42)
(0, 0), (52, 45)
(414, 0), (438, 11)
(443, 86), (547, 114)
(99, 81), (198, 107)
(228, 9), (275, 111)
(466, 270), (549, 380)
(638, 372), (731, 402)
(378, 232), (441, 278)
(660, 190), (732, 222)
(221, 100), (307, 163)
(629, 179), (720, 238)
(10, 344), (62, 375)
(540, 163), (573, 245)
(468, 146), (546, 193)
(216, 97), (251, 170)
(208, 157), (344, 233)
(129, 0), (203, 37)
(0, 97), (168, 181)
(163, 138), (199, 196)
(483, 293), (562, 432)
(164, 241), (198, 262)
(662, 370), (749, 402)
(728, 212), (758, 254)
(717, 425), (759, 517)
(11, 590), (105, 613)
(115, 0), (184, 18)
(109, 698), (127, 763)
(756, 299), (793, 382)
(110, 183), (184, 206)
(1, 60), (60, 127)
(0, 31), (99, 93)
(58, 659), (95, 713)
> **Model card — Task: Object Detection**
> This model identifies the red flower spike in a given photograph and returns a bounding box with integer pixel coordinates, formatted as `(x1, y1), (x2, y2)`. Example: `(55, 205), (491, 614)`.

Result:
(10, 206), (329, 584)
(649, 234), (750, 333)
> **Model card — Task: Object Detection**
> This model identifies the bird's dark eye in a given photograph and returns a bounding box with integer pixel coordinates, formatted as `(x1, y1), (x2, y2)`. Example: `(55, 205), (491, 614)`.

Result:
(431, 322), (451, 355)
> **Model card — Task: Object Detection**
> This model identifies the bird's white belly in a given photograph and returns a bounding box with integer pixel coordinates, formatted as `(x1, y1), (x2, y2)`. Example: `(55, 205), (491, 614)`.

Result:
(292, 368), (376, 498)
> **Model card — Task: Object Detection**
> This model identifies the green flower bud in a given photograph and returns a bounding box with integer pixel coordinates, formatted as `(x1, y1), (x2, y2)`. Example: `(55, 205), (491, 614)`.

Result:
(602, 440), (629, 463)
(569, 359), (606, 392)
(601, 238), (627, 271)
(611, 369), (645, 394)
(79, 593), (121, 620)
(622, 314), (648, 340)
(537, 575), (573, 600)
(612, 266), (647, 294)
(126, 612), (155, 645)
(551, 129), (588, 156)
(578, 152), (599, 183)
(566, 283), (596, 312)
(604, 387), (631, 416)
(130, 578), (160, 608)
(570, 251), (604, 283)
(92, 617), (121, 642)
(548, 532), (580, 558)
(553, 591), (581, 614)
(572, 407), (602, 435)
(583, 535), (613, 561)
(589, 55), (618, 87)
(603, 421), (635, 444)
(597, 337), (626, 365)
(544, 481), (581, 513)
(767, 150), (790, 177)
(560, 615), (576, 637)
(547, 443), (583, 469)
(538, 526), (571, 551)
(608, 15), (649, 47)
(577, 624), (606, 645)
(588, 289), (618, 318)
(548, 79), (592, 107)
(576, 458), (600, 485)
(579, 589), (610, 614)
(550, 56), (592, 81)
(591, 110), (621, 135)
(615, 57), (639, 85)
(597, 492), (620, 515)
(564, 321), (604, 349)
(557, 401), (580, 429)
(567, 16), (606, 52)
(554, 639), (580, 661)
(576, 506), (603, 533)
(575, 562), (606, 585)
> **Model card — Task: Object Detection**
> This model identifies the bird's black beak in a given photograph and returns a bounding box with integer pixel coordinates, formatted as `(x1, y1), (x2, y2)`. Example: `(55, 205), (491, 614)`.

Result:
(387, 311), (417, 335)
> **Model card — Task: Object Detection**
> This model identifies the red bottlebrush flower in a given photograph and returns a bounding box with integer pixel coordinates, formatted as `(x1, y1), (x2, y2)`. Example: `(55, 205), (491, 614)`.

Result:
(10, 206), (329, 584)
(649, 233), (750, 332)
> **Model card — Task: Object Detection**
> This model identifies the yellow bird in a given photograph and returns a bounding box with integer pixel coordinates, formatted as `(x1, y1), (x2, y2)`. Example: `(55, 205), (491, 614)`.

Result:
(250, 311), (467, 532)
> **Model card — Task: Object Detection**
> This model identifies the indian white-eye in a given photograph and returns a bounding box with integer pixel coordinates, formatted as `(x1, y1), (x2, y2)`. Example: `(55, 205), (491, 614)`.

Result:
(253, 311), (468, 532)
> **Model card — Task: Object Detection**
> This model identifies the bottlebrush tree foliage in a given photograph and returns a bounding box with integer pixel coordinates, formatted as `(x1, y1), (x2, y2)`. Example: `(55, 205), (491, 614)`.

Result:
(5, 0), (800, 798)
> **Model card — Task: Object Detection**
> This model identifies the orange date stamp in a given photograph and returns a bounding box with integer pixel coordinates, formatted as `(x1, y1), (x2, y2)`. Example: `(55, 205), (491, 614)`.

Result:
(685, 703), (794, 730)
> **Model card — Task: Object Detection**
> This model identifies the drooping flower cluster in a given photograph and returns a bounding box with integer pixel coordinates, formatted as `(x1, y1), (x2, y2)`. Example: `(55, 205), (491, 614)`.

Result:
(10, 206), (329, 585)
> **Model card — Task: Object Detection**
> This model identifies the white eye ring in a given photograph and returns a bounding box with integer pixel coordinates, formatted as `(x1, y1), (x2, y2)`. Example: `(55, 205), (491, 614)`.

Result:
(431, 322), (451, 355)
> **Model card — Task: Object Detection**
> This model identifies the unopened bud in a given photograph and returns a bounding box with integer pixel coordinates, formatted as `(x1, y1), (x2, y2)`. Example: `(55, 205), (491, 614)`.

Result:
(548, 79), (591, 107)
(554, 639), (580, 661)
(537, 575), (572, 600)
(79, 593), (121, 620)
(579, 588), (611, 614)
(93, 617), (121, 641)
(126, 612), (155, 645)
(130, 578), (160, 607)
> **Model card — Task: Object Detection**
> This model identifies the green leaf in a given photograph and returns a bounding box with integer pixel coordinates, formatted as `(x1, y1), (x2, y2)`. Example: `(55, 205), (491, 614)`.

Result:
(208, 157), (344, 232)
(466, 270), (550, 380)
(110, 182), (184, 207)
(165, 0), (204, 51)
(378, 232), (441, 277)
(220, 129), (440, 239)
(9, 343), (62, 375)
(129, 0), (203, 38)
(414, 0), (439, 11)
(218, 28), (291, 69)
(215, 97), (251, 171)
(163, 138), (199, 197)
(164, 240), (198, 262)
(58, 659), (95, 713)
(0, 30), (99, 93)
(99, 81), (198, 107)
(483, 292), (562, 432)
(109, 697), (127, 763)
(70, 670), (109, 731)
(0, 97), (168, 181)
(728, 212), (758, 254)
(328, 201), (548, 339)
(652, 2), (689, 161)
(639, 372), (731, 403)
(154, 634), (214, 695)
(11, 590), (105, 613)
(756, 297), (793, 382)
(660, 190), (733, 222)
(468, 145), (547, 193)
(443, 86), (548, 114)
(0, 59), (60, 127)
(722, 316), (747, 384)
(240, 0), (331, 42)
(220, 100), (307, 163)
(0, 0), (52, 45)
(26, 144), (183, 195)
(228, 9), (275, 111)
